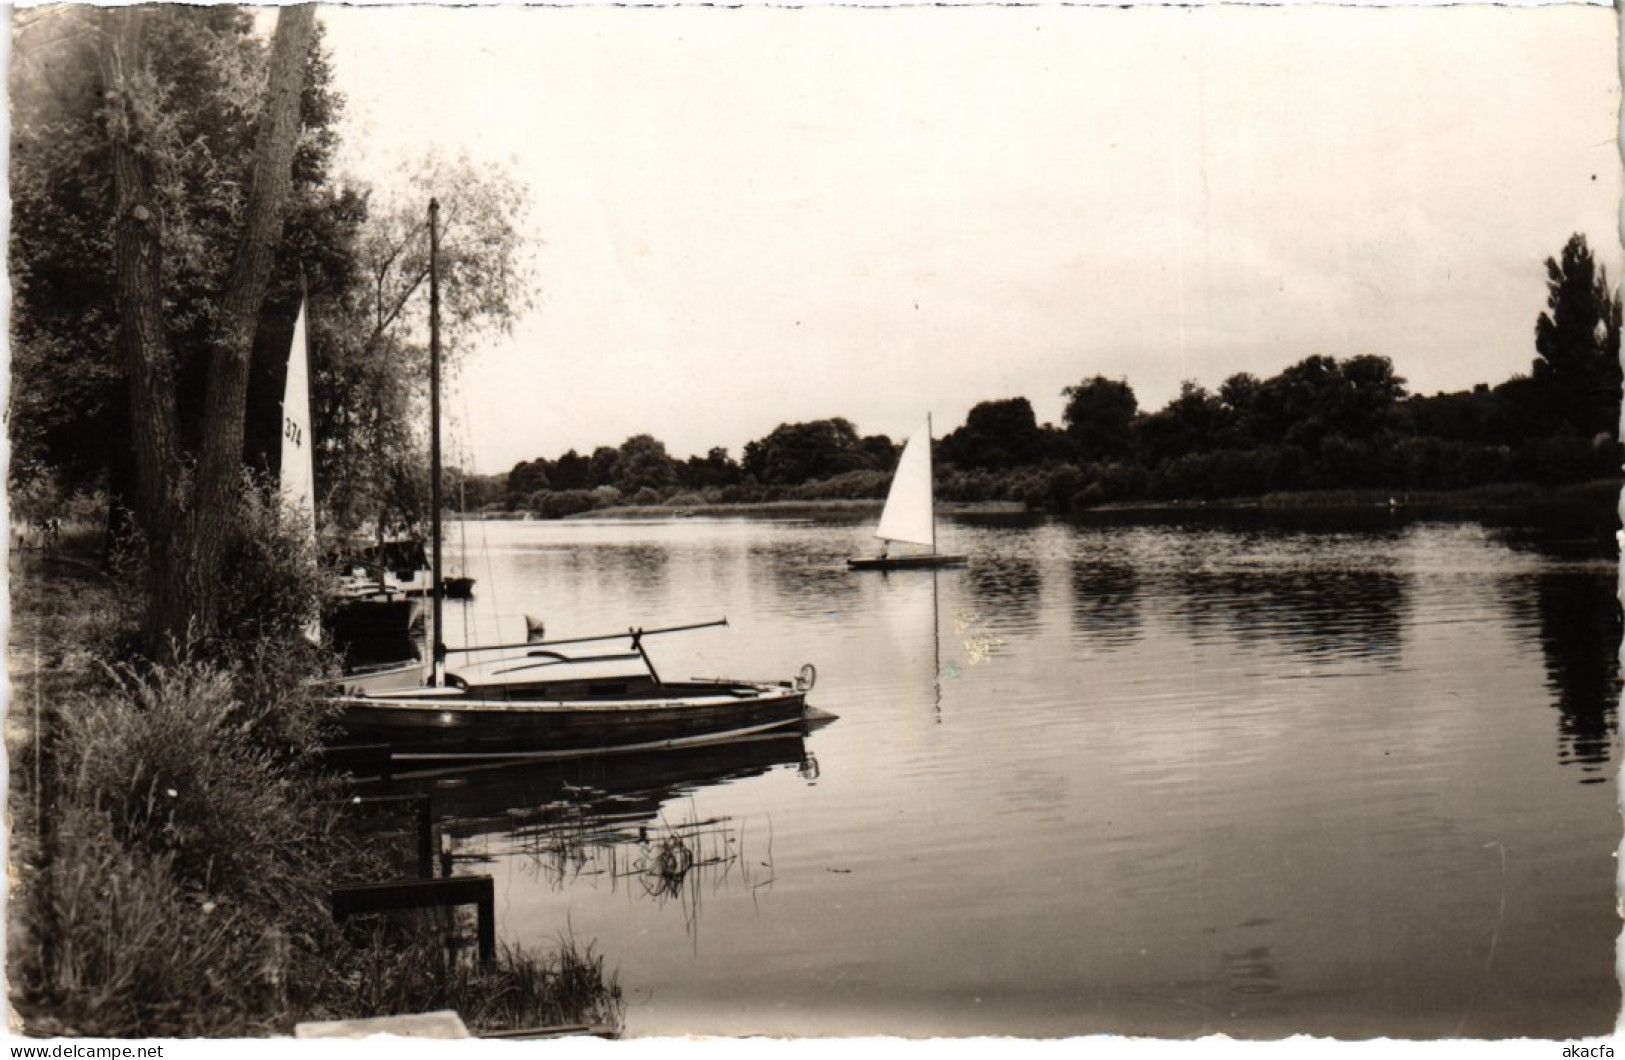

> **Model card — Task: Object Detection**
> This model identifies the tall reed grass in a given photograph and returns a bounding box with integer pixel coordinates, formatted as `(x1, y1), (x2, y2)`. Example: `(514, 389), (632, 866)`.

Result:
(9, 490), (621, 1037)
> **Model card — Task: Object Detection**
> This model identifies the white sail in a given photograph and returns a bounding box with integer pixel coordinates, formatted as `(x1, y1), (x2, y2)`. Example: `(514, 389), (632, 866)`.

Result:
(280, 300), (320, 643)
(279, 299), (317, 543)
(874, 421), (936, 548)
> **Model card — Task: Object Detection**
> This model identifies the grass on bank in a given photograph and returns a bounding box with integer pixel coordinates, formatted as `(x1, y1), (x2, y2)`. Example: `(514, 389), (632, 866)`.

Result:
(6, 510), (622, 1038)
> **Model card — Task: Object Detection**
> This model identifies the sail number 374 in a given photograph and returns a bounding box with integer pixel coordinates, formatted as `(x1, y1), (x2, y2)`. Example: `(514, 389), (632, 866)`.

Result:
(284, 417), (303, 449)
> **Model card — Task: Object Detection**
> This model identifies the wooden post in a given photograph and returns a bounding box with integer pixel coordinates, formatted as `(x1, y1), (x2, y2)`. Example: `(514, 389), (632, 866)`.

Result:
(331, 875), (496, 967)
(416, 796), (433, 878)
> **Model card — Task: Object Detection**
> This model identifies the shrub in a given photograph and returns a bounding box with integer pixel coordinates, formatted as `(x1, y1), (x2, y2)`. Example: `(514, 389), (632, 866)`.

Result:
(788, 469), (892, 501)
(25, 805), (297, 1037)
(717, 482), (769, 504)
(531, 490), (597, 519)
(214, 476), (332, 661)
(333, 932), (622, 1034)
(58, 661), (335, 911)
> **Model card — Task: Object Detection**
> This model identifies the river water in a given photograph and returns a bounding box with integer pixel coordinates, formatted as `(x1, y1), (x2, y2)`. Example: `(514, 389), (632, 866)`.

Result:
(417, 504), (1619, 1038)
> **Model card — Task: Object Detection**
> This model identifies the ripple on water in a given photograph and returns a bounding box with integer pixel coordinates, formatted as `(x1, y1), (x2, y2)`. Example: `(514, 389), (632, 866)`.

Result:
(443, 510), (1616, 1038)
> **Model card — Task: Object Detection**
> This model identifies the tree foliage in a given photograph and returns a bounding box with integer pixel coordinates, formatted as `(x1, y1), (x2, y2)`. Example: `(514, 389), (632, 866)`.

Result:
(741, 418), (891, 485)
(615, 434), (676, 493)
(938, 398), (1053, 470)
(10, 7), (331, 497)
(91, 3), (319, 651)
(302, 152), (534, 534)
(1532, 232), (1621, 440)
(1062, 377), (1139, 461)
(11, 7), (536, 552)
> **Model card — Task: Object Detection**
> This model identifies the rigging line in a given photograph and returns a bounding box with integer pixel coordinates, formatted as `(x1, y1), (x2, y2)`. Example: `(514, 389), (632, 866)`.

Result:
(442, 359), (476, 651)
(451, 359), (505, 644)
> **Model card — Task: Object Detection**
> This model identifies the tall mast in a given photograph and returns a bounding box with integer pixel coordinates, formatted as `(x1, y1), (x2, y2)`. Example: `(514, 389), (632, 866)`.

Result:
(429, 199), (445, 685)
(927, 412), (937, 556)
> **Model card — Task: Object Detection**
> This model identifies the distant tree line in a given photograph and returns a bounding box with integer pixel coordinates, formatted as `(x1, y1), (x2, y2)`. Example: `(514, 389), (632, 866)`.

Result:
(484, 417), (902, 516)
(488, 232), (1619, 518)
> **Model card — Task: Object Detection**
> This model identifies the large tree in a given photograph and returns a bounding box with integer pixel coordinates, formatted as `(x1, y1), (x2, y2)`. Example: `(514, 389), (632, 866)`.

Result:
(939, 397), (1049, 470)
(11, 8), (355, 530)
(1061, 377), (1139, 461)
(615, 434), (676, 493)
(1136, 382), (1226, 464)
(312, 152), (534, 534)
(741, 418), (878, 485)
(1533, 233), (1621, 440)
(95, 4), (318, 652)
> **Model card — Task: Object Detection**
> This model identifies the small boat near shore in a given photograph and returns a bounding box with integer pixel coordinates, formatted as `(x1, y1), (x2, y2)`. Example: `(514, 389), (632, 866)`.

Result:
(325, 200), (826, 760)
(331, 654), (821, 761)
(331, 620), (820, 760)
(338, 538), (475, 600)
(849, 415), (967, 572)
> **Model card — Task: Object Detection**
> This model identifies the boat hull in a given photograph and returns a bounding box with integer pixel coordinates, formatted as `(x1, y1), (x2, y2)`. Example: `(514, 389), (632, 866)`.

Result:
(848, 553), (968, 571)
(329, 597), (421, 672)
(399, 577), (476, 599)
(330, 684), (812, 760)
(339, 658), (428, 695)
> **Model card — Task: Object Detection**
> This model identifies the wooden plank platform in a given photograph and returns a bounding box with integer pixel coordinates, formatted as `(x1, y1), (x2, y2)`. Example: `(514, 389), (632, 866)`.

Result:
(479, 1023), (619, 1040)
(331, 875), (495, 965)
(295, 1010), (470, 1038)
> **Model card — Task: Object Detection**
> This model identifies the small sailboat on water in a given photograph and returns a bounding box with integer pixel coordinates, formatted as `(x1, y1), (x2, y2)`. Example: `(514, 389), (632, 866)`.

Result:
(280, 295), (425, 692)
(849, 415), (967, 571)
(326, 200), (823, 761)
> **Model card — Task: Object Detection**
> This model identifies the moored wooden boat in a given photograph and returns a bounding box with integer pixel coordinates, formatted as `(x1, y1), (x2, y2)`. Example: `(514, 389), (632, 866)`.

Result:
(331, 621), (820, 759)
(332, 680), (814, 760)
(325, 201), (825, 761)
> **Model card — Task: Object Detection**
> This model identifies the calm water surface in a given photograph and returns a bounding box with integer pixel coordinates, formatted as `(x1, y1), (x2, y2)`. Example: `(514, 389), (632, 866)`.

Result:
(419, 506), (1619, 1038)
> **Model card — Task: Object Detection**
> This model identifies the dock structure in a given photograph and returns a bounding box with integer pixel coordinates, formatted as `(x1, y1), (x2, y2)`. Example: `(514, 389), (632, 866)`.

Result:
(330, 875), (496, 966)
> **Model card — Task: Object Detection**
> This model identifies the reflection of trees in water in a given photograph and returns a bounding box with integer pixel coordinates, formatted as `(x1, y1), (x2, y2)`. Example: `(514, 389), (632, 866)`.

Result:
(1480, 506), (1618, 566)
(1161, 569), (1410, 664)
(1068, 561), (1142, 648)
(966, 556), (1043, 631)
(1501, 573), (1619, 780)
(594, 543), (670, 596)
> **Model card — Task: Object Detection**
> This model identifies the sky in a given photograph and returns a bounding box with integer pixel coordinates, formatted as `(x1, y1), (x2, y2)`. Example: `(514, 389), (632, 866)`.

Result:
(318, 4), (1621, 470)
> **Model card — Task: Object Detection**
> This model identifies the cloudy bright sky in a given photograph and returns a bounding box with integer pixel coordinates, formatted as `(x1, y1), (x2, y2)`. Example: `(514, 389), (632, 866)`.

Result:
(318, 4), (1619, 469)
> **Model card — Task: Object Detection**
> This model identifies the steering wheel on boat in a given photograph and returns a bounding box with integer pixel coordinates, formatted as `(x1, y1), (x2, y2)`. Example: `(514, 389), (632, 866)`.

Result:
(796, 663), (817, 692)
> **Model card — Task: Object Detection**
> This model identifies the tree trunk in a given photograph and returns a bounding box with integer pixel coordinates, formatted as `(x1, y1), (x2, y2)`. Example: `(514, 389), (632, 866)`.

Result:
(98, 7), (185, 647)
(100, 4), (318, 655)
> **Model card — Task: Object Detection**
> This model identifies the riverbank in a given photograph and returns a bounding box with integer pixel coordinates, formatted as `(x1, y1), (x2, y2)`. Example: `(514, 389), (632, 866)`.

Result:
(464, 478), (1620, 523)
(6, 541), (622, 1037)
(1086, 478), (1620, 515)
(563, 499), (1028, 520)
